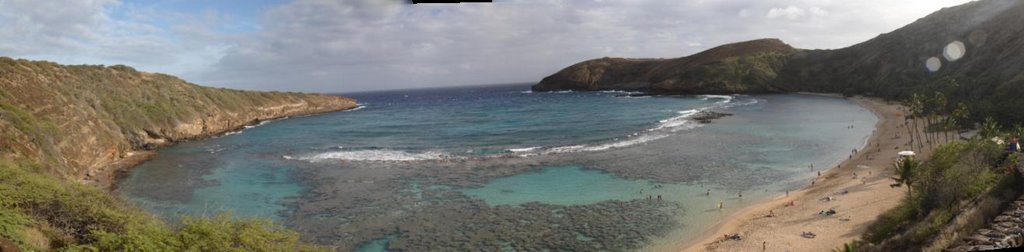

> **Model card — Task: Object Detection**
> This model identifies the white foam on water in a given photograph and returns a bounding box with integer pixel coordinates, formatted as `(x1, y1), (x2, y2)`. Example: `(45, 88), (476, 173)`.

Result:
(719, 96), (759, 109)
(580, 133), (669, 152)
(346, 104), (367, 112)
(538, 132), (671, 154)
(698, 94), (734, 104)
(287, 94), (760, 162)
(295, 150), (453, 162)
(244, 118), (278, 129)
(519, 90), (533, 94)
(507, 146), (541, 153)
(599, 90), (645, 95)
(512, 95), (759, 156)
(650, 109), (702, 132)
(543, 145), (586, 154)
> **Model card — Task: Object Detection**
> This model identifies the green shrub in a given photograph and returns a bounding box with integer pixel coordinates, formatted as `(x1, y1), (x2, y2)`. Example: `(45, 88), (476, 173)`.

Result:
(862, 139), (1007, 250)
(0, 158), (324, 252)
(0, 208), (32, 251)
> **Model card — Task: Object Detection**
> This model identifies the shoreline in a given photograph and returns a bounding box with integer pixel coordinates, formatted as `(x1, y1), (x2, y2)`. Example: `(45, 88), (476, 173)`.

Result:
(678, 96), (921, 251)
(88, 105), (358, 190)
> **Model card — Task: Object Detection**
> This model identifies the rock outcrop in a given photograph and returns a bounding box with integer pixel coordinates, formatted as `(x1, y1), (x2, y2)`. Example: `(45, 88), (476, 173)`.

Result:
(0, 57), (357, 187)
(947, 197), (1024, 251)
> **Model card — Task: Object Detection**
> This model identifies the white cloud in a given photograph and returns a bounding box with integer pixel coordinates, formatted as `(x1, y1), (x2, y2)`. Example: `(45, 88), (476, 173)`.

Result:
(766, 6), (828, 20)
(0, 0), (235, 76)
(0, 0), (980, 92)
(767, 6), (808, 20)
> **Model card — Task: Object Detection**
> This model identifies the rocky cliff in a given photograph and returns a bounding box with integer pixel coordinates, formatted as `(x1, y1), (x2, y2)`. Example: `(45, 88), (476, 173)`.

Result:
(0, 57), (357, 187)
(534, 0), (1024, 104)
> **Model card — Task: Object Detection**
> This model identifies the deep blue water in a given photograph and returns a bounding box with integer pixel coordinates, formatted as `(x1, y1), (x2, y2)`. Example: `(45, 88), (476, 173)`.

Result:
(283, 84), (724, 158)
(116, 84), (877, 250)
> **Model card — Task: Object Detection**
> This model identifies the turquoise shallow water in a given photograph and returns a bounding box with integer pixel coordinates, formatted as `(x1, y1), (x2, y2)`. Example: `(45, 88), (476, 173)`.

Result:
(462, 166), (674, 206)
(116, 84), (877, 250)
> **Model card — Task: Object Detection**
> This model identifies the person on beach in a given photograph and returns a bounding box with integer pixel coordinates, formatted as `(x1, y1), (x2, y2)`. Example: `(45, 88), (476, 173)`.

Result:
(718, 202), (723, 209)
(706, 189), (711, 196)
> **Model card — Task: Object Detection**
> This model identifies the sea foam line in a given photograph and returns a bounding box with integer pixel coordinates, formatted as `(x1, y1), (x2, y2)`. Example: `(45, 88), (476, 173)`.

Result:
(287, 149), (453, 162)
(346, 104), (367, 112)
(290, 95), (759, 162)
(507, 146), (541, 152)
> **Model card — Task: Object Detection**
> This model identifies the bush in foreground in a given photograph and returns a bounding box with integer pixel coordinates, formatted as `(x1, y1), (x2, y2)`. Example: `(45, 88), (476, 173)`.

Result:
(0, 158), (324, 252)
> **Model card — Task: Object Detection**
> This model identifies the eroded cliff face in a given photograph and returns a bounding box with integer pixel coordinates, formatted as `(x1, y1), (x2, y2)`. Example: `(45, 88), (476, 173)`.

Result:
(532, 39), (798, 94)
(0, 57), (357, 186)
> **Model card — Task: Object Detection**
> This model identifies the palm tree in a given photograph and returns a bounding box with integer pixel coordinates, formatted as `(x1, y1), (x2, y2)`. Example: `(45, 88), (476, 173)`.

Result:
(892, 156), (920, 197)
(833, 241), (860, 252)
(902, 101), (917, 152)
(952, 102), (969, 140)
(932, 92), (948, 143)
(945, 118), (957, 143)
(910, 94), (926, 150)
(980, 117), (999, 140)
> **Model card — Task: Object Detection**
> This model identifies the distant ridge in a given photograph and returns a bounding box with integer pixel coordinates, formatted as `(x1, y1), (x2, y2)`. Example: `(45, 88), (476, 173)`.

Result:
(534, 0), (1024, 122)
(533, 38), (796, 94)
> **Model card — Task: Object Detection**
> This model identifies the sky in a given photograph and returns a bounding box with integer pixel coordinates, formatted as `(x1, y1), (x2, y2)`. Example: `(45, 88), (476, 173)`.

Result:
(0, 0), (976, 93)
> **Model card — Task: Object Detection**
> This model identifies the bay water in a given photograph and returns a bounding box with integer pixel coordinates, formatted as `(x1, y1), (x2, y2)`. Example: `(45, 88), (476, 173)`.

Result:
(117, 84), (876, 250)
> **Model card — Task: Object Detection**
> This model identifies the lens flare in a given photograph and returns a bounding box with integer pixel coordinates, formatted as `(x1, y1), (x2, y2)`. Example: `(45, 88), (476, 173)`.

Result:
(943, 41), (966, 61)
(925, 57), (942, 72)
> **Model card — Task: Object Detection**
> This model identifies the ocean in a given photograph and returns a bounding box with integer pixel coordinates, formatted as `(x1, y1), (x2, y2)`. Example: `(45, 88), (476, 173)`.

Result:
(116, 84), (876, 251)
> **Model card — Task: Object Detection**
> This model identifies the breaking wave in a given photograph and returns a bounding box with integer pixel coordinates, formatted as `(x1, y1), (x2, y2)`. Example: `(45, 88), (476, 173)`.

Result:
(288, 94), (758, 162)
(599, 90), (645, 95)
(346, 104), (367, 112)
(698, 94), (734, 104)
(507, 146), (541, 152)
(287, 149), (453, 162)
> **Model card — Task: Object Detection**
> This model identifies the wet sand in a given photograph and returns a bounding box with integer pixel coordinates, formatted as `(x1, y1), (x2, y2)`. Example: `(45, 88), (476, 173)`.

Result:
(680, 96), (938, 252)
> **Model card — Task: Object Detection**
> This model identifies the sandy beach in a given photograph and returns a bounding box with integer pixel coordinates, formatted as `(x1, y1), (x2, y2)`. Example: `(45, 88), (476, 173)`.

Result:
(680, 96), (936, 252)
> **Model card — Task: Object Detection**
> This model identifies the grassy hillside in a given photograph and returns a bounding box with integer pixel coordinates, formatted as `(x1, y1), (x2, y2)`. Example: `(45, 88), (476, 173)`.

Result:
(777, 0), (1024, 125)
(0, 57), (355, 250)
(0, 57), (355, 183)
(532, 38), (796, 93)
